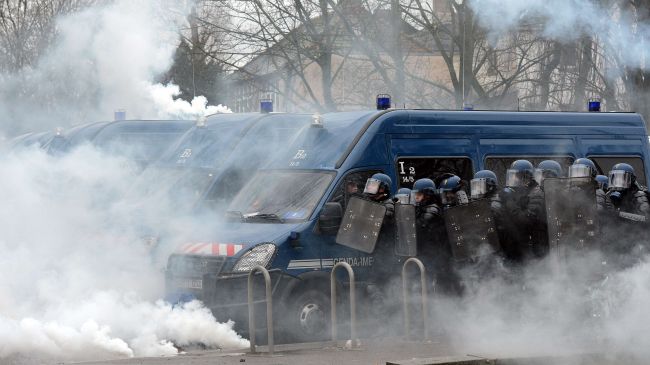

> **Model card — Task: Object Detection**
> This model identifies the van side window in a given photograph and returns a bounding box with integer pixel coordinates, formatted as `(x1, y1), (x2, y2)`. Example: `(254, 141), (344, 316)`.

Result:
(329, 170), (380, 210)
(589, 156), (647, 186)
(395, 157), (473, 189)
(484, 156), (575, 188)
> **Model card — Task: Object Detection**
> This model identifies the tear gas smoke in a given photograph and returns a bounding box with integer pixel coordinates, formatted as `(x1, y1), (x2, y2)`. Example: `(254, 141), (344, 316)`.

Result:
(469, 0), (650, 70)
(0, 145), (248, 361)
(0, 0), (230, 137)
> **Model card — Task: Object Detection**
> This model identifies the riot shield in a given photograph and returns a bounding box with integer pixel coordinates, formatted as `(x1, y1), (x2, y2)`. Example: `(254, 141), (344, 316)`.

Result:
(543, 177), (598, 259)
(444, 200), (500, 261)
(336, 196), (387, 253)
(394, 203), (417, 257)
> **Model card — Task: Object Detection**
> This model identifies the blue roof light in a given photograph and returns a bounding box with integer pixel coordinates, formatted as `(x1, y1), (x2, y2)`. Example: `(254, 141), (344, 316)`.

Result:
(114, 109), (126, 121)
(376, 94), (391, 110)
(588, 98), (601, 112)
(260, 99), (273, 113)
(463, 103), (474, 111)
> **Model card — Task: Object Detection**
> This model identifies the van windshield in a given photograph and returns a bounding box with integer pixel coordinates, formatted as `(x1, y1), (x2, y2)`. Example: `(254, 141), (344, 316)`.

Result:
(227, 170), (334, 223)
(133, 166), (217, 210)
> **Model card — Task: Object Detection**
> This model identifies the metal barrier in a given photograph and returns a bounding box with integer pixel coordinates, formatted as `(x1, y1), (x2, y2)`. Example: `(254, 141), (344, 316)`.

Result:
(402, 257), (429, 340)
(330, 261), (357, 347)
(247, 265), (274, 355)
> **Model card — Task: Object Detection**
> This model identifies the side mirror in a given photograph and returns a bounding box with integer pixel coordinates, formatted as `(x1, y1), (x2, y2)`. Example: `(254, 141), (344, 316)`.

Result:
(319, 202), (343, 235)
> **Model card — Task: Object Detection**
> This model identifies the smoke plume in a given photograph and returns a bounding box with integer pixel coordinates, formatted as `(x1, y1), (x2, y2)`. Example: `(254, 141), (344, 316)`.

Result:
(0, 0), (230, 137)
(0, 145), (248, 361)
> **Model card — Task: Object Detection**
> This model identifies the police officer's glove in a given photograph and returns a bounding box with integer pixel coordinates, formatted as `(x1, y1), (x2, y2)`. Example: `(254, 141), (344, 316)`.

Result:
(609, 191), (622, 207)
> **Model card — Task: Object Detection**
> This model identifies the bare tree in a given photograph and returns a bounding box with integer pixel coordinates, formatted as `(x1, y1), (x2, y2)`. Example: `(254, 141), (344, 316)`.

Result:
(0, 0), (93, 72)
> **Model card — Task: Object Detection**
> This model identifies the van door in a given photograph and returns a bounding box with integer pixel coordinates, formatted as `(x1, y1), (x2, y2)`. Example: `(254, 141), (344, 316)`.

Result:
(315, 169), (382, 281)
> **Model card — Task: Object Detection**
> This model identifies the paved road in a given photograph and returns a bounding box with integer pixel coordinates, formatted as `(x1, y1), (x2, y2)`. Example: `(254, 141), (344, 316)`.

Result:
(67, 338), (456, 365)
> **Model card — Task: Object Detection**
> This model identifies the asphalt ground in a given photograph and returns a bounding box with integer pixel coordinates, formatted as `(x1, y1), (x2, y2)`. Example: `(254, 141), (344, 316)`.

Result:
(65, 337), (455, 365)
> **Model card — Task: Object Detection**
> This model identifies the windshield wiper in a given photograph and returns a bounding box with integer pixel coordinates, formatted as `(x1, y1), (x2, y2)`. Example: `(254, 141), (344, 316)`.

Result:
(243, 213), (285, 223)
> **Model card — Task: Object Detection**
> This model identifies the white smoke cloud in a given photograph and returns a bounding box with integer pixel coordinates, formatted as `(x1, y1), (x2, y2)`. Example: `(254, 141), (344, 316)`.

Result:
(0, 0), (230, 137)
(0, 146), (248, 361)
(469, 0), (650, 70)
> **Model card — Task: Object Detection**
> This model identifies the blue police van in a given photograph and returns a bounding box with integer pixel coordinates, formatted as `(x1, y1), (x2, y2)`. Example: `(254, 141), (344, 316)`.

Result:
(165, 108), (650, 341)
(8, 120), (194, 166)
(136, 112), (312, 215)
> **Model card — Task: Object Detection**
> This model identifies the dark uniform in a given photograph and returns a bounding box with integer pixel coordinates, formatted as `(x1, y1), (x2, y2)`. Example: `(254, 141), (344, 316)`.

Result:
(603, 163), (649, 268)
(361, 173), (395, 309)
(471, 169), (504, 226)
(411, 178), (454, 294)
(501, 160), (547, 262)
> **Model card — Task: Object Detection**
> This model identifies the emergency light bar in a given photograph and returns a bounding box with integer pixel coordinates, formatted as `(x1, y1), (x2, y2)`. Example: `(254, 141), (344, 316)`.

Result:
(260, 99), (273, 113)
(114, 109), (126, 121)
(588, 98), (601, 112)
(463, 103), (474, 111)
(376, 94), (391, 110)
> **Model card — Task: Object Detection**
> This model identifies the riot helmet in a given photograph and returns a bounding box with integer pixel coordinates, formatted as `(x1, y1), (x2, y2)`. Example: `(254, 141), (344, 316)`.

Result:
(363, 173), (392, 201)
(505, 160), (534, 188)
(411, 178), (436, 206)
(437, 174), (467, 206)
(534, 160), (563, 185)
(595, 175), (609, 191)
(470, 170), (498, 199)
(394, 187), (412, 205)
(569, 158), (597, 179)
(608, 163), (635, 191)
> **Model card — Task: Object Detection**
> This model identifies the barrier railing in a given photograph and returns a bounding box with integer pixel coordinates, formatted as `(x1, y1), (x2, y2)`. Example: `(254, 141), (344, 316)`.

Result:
(402, 257), (429, 341)
(247, 265), (274, 355)
(330, 261), (357, 347)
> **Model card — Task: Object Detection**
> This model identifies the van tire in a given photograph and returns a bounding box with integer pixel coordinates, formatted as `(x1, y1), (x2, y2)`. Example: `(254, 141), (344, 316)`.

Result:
(283, 288), (330, 343)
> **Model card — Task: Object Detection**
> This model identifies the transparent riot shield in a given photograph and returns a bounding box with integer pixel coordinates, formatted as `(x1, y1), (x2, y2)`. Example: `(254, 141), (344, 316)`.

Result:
(394, 203), (417, 256)
(336, 196), (387, 253)
(444, 200), (500, 261)
(543, 177), (598, 259)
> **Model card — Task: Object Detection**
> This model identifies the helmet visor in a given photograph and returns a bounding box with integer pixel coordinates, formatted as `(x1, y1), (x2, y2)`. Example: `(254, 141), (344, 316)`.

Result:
(411, 191), (424, 206)
(470, 178), (487, 199)
(440, 190), (460, 206)
(395, 193), (410, 205)
(363, 178), (381, 195)
(506, 169), (527, 187)
(569, 165), (591, 178)
(609, 170), (632, 190)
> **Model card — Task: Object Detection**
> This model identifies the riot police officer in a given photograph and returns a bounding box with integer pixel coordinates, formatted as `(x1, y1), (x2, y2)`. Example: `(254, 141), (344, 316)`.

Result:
(569, 158), (607, 211)
(393, 187), (412, 204)
(362, 173), (395, 311)
(436, 174), (469, 209)
(569, 158), (598, 179)
(471, 170), (501, 206)
(363, 173), (394, 205)
(411, 178), (457, 294)
(534, 160), (563, 187)
(411, 178), (441, 230)
(471, 169), (504, 235)
(595, 175), (609, 191)
(501, 160), (547, 261)
(607, 163), (650, 217)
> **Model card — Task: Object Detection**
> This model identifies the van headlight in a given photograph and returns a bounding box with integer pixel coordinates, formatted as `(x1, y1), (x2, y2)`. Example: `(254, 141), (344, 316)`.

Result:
(232, 243), (277, 273)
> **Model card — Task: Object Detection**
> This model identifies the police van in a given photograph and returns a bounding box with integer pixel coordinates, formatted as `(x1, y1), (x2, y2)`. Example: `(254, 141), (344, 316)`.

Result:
(9, 119), (194, 165)
(134, 112), (313, 218)
(165, 107), (650, 340)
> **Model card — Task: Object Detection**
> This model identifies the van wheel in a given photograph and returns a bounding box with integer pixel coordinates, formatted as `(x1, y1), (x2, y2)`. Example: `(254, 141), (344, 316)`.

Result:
(284, 288), (330, 342)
